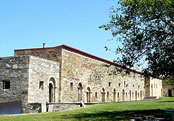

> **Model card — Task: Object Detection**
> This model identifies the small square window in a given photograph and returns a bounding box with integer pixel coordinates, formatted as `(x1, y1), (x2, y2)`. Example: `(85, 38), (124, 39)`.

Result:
(3, 81), (10, 89)
(39, 81), (44, 90)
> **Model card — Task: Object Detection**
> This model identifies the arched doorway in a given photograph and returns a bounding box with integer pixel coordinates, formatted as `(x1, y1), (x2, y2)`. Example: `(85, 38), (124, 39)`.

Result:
(78, 83), (83, 101)
(49, 78), (56, 103)
(86, 87), (91, 102)
(129, 90), (131, 101)
(140, 91), (143, 100)
(135, 91), (137, 100)
(101, 88), (105, 102)
(113, 88), (116, 102)
(117, 92), (120, 101)
(132, 92), (134, 100)
(122, 89), (125, 101)
(126, 92), (127, 101)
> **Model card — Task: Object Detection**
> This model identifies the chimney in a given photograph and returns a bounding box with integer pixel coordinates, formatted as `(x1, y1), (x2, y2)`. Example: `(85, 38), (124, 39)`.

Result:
(43, 43), (46, 48)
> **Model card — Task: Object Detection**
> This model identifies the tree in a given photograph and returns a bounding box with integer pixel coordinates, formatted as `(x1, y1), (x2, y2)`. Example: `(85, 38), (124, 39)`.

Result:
(99, 0), (174, 81)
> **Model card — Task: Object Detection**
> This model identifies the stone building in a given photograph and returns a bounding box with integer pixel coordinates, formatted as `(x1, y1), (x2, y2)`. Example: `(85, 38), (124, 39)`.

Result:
(0, 45), (162, 114)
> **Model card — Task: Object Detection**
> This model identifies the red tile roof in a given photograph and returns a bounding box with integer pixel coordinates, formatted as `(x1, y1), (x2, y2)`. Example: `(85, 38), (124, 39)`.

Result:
(15, 45), (143, 75)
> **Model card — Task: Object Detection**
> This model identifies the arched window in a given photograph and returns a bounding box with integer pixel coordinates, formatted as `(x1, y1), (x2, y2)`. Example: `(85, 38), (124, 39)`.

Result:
(70, 82), (73, 91)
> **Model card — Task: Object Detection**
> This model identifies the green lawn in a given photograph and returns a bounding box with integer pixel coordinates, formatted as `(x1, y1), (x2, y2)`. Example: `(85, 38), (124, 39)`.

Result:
(0, 97), (174, 121)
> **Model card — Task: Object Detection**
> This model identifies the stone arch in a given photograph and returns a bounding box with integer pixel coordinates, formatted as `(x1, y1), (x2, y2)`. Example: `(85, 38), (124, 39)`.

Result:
(49, 77), (56, 103)
(78, 82), (83, 101)
(101, 88), (105, 102)
(113, 88), (116, 102)
(86, 87), (91, 102)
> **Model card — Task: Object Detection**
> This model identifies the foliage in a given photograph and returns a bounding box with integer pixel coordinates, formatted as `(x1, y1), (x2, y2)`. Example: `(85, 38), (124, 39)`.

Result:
(99, 0), (174, 79)
(1, 97), (174, 121)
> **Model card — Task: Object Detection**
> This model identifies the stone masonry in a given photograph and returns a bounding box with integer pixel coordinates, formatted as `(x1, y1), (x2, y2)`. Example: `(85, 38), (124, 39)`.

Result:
(0, 55), (59, 113)
(14, 45), (162, 103)
(0, 45), (162, 114)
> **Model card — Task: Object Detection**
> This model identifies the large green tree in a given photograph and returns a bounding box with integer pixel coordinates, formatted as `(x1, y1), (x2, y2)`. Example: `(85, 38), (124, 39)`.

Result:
(100, 0), (174, 81)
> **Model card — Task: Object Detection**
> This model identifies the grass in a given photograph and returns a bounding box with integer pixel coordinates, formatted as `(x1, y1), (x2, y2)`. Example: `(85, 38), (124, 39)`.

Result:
(0, 97), (174, 121)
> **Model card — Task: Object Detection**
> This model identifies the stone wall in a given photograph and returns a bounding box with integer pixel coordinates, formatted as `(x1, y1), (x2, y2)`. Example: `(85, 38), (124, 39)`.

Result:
(61, 49), (145, 103)
(23, 103), (41, 113)
(28, 56), (59, 103)
(0, 55), (60, 113)
(15, 47), (62, 102)
(0, 56), (29, 113)
(49, 103), (80, 112)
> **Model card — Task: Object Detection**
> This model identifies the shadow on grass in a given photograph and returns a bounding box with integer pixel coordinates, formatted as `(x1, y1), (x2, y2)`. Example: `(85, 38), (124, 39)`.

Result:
(159, 101), (174, 103)
(60, 109), (164, 121)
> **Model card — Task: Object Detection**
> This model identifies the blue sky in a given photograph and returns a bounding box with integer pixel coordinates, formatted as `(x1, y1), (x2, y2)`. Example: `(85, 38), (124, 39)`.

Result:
(0, 0), (120, 62)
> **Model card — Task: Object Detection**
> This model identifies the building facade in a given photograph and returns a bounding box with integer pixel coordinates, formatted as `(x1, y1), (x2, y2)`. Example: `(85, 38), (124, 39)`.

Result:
(0, 45), (162, 114)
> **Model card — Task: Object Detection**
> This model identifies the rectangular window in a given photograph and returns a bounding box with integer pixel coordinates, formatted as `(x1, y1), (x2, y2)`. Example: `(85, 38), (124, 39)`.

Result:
(3, 81), (10, 89)
(39, 81), (44, 90)
(70, 82), (73, 91)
